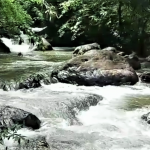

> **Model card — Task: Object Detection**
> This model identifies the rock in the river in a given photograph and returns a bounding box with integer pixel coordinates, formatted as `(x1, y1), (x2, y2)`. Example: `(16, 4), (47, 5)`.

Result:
(0, 106), (41, 129)
(0, 72), (55, 91)
(41, 37), (53, 50)
(102, 47), (117, 52)
(139, 72), (150, 83)
(73, 43), (101, 57)
(124, 54), (141, 70)
(141, 112), (150, 124)
(18, 74), (43, 89)
(52, 50), (139, 86)
(0, 39), (10, 53)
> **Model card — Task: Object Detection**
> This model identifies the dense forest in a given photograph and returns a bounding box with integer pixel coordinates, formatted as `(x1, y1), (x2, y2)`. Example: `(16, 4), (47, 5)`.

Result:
(1, 0), (150, 56)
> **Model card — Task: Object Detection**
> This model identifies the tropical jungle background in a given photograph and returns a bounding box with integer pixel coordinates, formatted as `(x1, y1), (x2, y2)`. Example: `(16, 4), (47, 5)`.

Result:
(1, 0), (150, 56)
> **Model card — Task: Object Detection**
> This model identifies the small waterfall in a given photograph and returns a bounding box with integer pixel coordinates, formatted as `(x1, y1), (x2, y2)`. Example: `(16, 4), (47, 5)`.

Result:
(20, 31), (30, 44)
(0, 37), (37, 55)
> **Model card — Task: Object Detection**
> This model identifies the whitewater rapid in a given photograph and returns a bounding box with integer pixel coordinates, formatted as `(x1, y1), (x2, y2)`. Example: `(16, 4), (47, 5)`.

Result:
(1, 83), (150, 149)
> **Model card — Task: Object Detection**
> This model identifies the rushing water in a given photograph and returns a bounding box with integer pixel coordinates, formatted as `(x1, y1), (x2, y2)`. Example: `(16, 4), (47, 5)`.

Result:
(0, 42), (150, 149)
(1, 83), (150, 150)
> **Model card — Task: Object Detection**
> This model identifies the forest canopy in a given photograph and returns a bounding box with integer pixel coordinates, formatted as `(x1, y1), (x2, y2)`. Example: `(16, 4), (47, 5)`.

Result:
(1, 0), (150, 55)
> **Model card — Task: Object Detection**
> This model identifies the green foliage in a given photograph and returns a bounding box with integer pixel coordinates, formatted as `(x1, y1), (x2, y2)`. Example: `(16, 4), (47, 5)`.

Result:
(0, 124), (26, 149)
(1, 0), (150, 55)
(57, 0), (150, 55)
(0, 0), (33, 34)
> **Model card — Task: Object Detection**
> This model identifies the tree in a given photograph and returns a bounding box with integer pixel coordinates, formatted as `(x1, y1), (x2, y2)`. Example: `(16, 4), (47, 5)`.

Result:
(58, 0), (150, 55)
(0, 0), (32, 35)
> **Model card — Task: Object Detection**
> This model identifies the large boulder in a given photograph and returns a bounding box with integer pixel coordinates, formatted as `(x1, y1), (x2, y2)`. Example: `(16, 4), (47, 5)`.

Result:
(73, 43), (101, 57)
(52, 50), (139, 86)
(0, 106), (41, 130)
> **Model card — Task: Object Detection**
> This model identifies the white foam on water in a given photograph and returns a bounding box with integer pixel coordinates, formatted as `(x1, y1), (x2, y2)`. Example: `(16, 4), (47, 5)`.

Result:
(0, 37), (37, 55)
(1, 83), (150, 149)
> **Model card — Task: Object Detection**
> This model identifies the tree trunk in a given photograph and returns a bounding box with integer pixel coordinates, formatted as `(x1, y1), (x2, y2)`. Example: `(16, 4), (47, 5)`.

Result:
(137, 19), (148, 56)
(118, 1), (123, 31)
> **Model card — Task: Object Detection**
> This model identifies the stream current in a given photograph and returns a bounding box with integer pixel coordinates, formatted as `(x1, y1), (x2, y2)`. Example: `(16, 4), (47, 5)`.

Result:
(0, 46), (150, 149)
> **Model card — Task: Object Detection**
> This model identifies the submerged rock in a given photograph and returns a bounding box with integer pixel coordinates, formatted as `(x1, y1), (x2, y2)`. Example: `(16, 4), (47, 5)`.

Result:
(52, 50), (138, 86)
(0, 106), (41, 130)
(18, 52), (23, 57)
(0, 90), (102, 126)
(73, 43), (101, 57)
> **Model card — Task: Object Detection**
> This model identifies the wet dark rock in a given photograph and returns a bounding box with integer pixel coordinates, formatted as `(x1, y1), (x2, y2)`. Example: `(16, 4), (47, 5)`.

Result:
(141, 112), (150, 124)
(125, 54), (141, 70)
(0, 106), (41, 129)
(18, 52), (23, 57)
(18, 74), (43, 89)
(139, 72), (150, 83)
(0, 40), (10, 53)
(47, 128), (99, 150)
(52, 50), (138, 86)
(0, 73), (52, 91)
(44, 91), (102, 125)
(73, 43), (101, 57)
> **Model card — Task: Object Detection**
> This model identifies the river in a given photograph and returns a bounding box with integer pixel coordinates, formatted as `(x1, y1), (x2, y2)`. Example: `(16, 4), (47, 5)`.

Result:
(0, 49), (150, 150)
